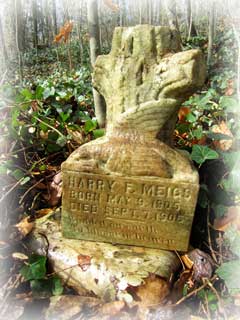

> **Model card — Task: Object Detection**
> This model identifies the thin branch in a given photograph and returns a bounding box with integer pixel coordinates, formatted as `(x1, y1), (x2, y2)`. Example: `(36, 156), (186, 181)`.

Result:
(33, 115), (65, 137)
(174, 275), (218, 306)
(205, 278), (228, 320)
(19, 178), (45, 205)
(207, 204), (218, 264)
(0, 177), (25, 204)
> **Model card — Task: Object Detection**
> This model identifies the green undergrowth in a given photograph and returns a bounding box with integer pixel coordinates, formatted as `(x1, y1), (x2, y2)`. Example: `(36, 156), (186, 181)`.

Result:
(176, 28), (240, 317)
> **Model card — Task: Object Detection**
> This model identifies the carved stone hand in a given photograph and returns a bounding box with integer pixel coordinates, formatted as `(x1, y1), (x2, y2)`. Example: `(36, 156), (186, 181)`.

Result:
(63, 25), (205, 180)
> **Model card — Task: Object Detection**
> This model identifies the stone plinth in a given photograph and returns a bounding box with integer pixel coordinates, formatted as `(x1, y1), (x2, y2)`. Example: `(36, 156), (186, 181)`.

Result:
(30, 213), (180, 301)
(61, 25), (206, 251)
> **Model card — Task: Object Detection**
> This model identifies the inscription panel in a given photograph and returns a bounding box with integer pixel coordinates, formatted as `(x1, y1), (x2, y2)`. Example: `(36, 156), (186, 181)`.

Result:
(62, 171), (199, 251)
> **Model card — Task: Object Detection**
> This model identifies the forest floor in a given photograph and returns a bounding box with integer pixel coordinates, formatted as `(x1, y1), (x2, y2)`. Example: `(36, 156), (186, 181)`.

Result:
(0, 27), (240, 320)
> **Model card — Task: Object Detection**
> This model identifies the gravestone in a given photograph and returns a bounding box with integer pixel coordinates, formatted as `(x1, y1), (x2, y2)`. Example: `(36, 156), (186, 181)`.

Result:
(61, 25), (205, 251)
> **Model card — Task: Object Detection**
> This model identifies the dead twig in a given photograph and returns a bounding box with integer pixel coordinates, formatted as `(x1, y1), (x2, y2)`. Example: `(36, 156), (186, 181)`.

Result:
(174, 250), (186, 270)
(205, 278), (228, 320)
(174, 275), (218, 306)
(19, 178), (45, 205)
(204, 289), (211, 320)
(207, 204), (218, 264)
(0, 177), (25, 204)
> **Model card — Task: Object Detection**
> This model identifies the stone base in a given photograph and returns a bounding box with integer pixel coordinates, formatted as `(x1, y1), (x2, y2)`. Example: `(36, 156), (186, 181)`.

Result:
(29, 212), (180, 302)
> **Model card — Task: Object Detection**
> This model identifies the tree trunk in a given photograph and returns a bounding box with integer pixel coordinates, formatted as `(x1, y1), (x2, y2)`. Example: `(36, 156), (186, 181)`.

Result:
(63, 0), (70, 21)
(44, 0), (52, 46)
(77, 2), (84, 64)
(0, 16), (8, 66)
(14, 0), (23, 82)
(185, 0), (197, 39)
(87, 0), (106, 128)
(139, 1), (143, 24)
(207, 0), (215, 67)
(15, 0), (24, 52)
(148, 0), (152, 25)
(120, 0), (126, 27)
(32, 0), (38, 48)
(52, 0), (57, 35)
(156, 0), (162, 25)
(164, 0), (180, 33)
(39, 0), (45, 45)
(1, 0), (16, 61)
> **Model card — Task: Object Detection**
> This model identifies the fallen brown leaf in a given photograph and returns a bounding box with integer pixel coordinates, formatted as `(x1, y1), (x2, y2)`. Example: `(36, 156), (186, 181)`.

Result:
(181, 254), (194, 269)
(170, 269), (193, 303)
(178, 106), (191, 123)
(211, 121), (233, 151)
(77, 254), (92, 271)
(67, 128), (84, 145)
(44, 172), (62, 206)
(225, 79), (235, 96)
(35, 208), (54, 218)
(35, 181), (47, 190)
(225, 87), (234, 96)
(213, 206), (240, 231)
(15, 217), (35, 237)
(134, 274), (170, 307)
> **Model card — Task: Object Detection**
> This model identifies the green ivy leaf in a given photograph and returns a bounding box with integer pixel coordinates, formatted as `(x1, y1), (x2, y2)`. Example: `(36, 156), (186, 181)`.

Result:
(207, 132), (232, 141)
(192, 127), (203, 139)
(20, 176), (31, 185)
(84, 120), (97, 134)
(35, 86), (44, 100)
(222, 151), (240, 171)
(222, 171), (240, 194)
(56, 135), (67, 147)
(43, 87), (55, 99)
(59, 112), (70, 122)
(20, 255), (47, 280)
(11, 109), (20, 128)
(225, 226), (240, 258)
(185, 112), (196, 123)
(211, 203), (227, 218)
(79, 111), (91, 121)
(216, 260), (240, 291)
(39, 122), (48, 132)
(220, 96), (239, 113)
(39, 164), (47, 171)
(46, 143), (62, 153)
(30, 279), (52, 298)
(21, 88), (33, 101)
(93, 129), (105, 139)
(191, 145), (219, 165)
(183, 284), (188, 296)
(52, 276), (64, 296)
(12, 169), (25, 180)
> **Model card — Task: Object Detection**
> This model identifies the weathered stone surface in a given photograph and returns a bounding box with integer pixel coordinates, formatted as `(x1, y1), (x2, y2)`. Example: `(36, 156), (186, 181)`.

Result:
(61, 25), (206, 251)
(62, 172), (198, 251)
(29, 212), (180, 302)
